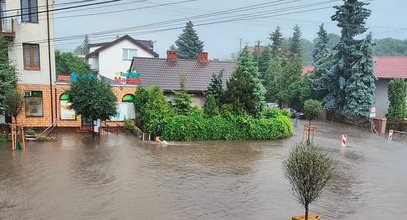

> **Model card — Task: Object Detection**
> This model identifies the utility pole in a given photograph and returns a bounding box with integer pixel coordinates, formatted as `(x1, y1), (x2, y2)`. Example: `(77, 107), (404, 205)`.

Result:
(46, 0), (54, 124)
(255, 40), (262, 66)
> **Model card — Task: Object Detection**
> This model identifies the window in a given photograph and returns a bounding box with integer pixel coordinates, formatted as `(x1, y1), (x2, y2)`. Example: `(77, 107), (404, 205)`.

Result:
(60, 94), (76, 120)
(24, 91), (43, 117)
(21, 0), (38, 23)
(23, 44), (40, 70)
(122, 48), (137, 60)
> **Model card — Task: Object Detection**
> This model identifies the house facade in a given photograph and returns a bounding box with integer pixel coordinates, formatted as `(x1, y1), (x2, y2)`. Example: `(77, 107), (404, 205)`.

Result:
(85, 35), (159, 81)
(129, 50), (236, 107)
(1, 0), (57, 127)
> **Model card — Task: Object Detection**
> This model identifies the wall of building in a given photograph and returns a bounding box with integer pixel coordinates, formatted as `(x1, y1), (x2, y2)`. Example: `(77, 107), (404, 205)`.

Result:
(88, 57), (99, 71)
(375, 79), (390, 117)
(97, 39), (155, 80)
(7, 0), (56, 86)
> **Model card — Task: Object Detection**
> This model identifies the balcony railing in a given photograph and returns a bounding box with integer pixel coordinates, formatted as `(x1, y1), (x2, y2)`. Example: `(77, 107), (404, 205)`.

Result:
(0, 18), (15, 37)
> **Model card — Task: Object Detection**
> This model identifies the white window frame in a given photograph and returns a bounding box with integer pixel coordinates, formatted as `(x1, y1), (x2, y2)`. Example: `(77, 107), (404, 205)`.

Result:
(122, 48), (137, 60)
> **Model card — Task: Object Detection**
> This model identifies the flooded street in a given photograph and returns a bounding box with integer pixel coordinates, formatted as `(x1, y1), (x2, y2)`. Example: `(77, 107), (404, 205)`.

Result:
(0, 120), (406, 220)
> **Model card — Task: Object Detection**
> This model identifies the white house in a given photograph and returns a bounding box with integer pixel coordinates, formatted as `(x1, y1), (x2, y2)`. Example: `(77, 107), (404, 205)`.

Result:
(85, 35), (159, 81)
(1, 0), (57, 127)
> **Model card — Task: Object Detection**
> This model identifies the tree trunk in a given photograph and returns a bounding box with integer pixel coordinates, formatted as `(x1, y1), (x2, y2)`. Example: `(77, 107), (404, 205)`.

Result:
(305, 205), (309, 220)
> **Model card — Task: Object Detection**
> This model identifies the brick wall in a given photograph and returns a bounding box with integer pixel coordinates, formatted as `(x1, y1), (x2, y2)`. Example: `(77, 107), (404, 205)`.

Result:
(16, 84), (56, 128)
(16, 84), (137, 128)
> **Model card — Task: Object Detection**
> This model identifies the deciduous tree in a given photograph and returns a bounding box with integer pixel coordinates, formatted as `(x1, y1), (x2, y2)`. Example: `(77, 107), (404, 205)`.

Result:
(55, 51), (92, 75)
(0, 36), (18, 114)
(387, 78), (407, 121)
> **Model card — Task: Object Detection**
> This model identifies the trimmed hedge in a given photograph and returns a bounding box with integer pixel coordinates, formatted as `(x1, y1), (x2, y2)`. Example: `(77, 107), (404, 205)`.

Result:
(161, 114), (292, 141)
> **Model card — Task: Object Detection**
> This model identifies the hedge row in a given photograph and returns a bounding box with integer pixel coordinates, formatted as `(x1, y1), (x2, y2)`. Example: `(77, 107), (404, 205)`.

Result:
(161, 114), (292, 141)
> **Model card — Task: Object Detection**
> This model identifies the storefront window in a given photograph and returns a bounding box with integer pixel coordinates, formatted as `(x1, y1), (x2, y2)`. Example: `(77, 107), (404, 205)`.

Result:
(60, 94), (76, 120)
(24, 91), (43, 117)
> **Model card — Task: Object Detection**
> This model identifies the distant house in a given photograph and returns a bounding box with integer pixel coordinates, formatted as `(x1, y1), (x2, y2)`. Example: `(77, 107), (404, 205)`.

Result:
(85, 35), (159, 81)
(129, 51), (236, 106)
(301, 56), (407, 117)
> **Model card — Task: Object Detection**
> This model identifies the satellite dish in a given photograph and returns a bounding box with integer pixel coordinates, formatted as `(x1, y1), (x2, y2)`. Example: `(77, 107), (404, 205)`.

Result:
(15, 11), (21, 24)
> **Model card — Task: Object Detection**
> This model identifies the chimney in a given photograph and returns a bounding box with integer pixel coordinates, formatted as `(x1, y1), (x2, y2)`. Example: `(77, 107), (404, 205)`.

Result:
(167, 50), (177, 61)
(198, 52), (208, 63)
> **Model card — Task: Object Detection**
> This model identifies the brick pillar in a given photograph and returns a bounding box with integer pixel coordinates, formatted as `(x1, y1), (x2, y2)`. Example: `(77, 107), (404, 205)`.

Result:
(373, 117), (387, 134)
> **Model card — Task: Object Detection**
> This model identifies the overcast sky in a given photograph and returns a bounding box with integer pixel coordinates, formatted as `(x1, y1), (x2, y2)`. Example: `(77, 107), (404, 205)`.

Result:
(54, 0), (407, 59)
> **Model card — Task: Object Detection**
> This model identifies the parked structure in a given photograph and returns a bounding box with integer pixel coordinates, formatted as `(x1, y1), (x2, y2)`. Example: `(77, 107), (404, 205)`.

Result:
(129, 50), (236, 106)
(85, 35), (159, 81)
(1, 0), (57, 127)
(302, 56), (407, 117)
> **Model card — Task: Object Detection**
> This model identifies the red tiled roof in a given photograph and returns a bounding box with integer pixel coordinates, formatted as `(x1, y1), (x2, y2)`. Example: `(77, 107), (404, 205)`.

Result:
(302, 66), (314, 75)
(373, 56), (407, 79)
(302, 56), (407, 79)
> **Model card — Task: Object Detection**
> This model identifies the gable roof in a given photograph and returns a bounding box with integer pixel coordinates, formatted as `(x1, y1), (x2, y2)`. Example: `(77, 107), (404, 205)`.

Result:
(302, 56), (407, 79)
(85, 35), (159, 59)
(130, 57), (236, 93)
(373, 56), (407, 79)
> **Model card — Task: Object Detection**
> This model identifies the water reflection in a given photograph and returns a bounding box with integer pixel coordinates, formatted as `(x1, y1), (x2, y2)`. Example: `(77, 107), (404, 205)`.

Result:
(0, 121), (406, 219)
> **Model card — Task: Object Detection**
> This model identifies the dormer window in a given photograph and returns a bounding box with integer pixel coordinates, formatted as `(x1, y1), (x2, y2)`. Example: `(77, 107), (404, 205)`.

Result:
(21, 0), (38, 23)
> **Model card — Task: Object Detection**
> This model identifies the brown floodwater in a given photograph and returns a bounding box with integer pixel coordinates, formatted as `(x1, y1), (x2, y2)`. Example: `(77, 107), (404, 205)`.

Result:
(0, 120), (406, 220)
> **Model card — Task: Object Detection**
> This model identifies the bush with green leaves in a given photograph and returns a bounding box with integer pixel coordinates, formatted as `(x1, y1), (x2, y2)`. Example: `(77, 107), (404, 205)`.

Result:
(25, 129), (36, 136)
(161, 114), (292, 141)
(283, 143), (335, 220)
(387, 78), (407, 121)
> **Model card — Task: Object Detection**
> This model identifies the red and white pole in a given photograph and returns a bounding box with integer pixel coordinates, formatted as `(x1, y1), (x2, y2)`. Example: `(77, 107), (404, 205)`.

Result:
(388, 130), (394, 141)
(341, 134), (347, 147)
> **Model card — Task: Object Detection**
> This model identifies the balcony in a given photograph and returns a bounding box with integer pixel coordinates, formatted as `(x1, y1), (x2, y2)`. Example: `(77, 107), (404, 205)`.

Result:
(0, 18), (15, 38)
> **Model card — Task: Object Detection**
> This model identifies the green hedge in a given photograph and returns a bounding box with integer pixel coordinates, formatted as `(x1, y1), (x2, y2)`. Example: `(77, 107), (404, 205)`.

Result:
(161, 114), (292, 141)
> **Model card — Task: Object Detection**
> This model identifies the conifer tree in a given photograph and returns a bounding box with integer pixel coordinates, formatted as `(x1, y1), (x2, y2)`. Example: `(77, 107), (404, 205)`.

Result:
(289, 25), (303, 57)
(270, 26), (284, 56)
(0, 36), (18, 114)
(74, 35), (90, 55)
(204, 70), (224, 106)
(172, 73), (192, 115)
(316, 0), (374, 114)
(175, 21), (204, 59)
(204, 95), (219, 117)
(312, 24), (330, 63)
(225, 48), (265, 117)
(343, 33), (376, 116)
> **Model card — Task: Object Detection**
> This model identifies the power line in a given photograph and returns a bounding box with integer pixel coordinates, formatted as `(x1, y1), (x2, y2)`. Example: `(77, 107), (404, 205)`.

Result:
(0, 0), (123, 19)
(0, 0), (108, 14)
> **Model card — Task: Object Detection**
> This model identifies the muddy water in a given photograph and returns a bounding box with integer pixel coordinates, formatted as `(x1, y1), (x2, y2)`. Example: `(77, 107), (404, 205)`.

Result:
(0, 120), (406, 220)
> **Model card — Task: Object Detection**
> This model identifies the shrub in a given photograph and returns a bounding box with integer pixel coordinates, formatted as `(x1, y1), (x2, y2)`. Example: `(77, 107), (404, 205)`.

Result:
(36, 135), (56, 141)
(387, 78), (406, 121)
(161, 114), (292, 141)
(261, 107), (284, 119)
(25, 129), (36, 135)
(0, 131), (8, 142)
(304, 99), (322, 124)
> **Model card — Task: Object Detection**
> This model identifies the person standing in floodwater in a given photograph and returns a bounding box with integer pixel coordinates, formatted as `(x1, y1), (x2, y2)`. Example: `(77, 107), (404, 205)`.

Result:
(294, 112), (299, 128)
(155, 122), (162, 142)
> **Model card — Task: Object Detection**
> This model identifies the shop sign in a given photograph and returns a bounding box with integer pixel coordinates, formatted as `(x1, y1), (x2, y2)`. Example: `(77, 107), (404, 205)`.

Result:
(114, 71), (141, 84)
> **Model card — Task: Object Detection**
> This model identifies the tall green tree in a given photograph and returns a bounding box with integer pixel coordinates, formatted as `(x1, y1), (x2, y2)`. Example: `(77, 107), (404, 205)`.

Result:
(374, 38), (407, 56)
(0, 36), (18, 114)
(172, 73), (192, 115)
(263, 56), (284, 102)
(55, 51), (92, 75)
(288, 77), (314, 112)
(3, 89), (23, 123)
(225, 47), (265, 117)
(276, 56), (302, 103)
(312, 24), (330, 63)
(289, 25), (303, 57)
(175, 21), (204, 59)
(258, 45), (272, 77)
(204, 70), (224, 106)
(343, 33), (377, 116)
(270, 26), (285, 56)
(387, 78), (407, 121)
(74, 35), (90, 55)
(66, 76), (117, 123)
(204, 95), (219, 117)
(316, 0), (374, 114)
